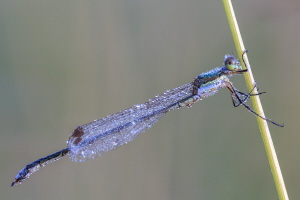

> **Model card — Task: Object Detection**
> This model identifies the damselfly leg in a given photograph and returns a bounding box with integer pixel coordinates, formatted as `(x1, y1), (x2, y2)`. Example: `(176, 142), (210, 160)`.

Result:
(227, 82), (283, 127)
(233, 82), (266, 107)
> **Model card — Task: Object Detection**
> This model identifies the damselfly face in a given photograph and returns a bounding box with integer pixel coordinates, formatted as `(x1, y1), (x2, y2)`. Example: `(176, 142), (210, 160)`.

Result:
(223, 55), (247, 75)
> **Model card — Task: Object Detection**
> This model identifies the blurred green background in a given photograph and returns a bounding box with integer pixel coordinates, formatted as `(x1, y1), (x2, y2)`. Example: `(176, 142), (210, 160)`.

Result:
(1, 0), (298, 199)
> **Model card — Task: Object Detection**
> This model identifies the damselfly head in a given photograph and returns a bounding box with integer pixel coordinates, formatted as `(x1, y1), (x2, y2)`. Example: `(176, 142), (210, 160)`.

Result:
(224, 55), (247, 74)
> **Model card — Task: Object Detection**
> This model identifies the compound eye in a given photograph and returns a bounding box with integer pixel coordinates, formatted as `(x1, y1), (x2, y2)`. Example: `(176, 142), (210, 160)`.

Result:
(225, 56), (239, 71)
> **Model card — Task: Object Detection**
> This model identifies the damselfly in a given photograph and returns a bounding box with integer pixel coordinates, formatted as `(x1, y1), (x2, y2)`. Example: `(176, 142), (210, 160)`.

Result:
(11, 52), (283, 187)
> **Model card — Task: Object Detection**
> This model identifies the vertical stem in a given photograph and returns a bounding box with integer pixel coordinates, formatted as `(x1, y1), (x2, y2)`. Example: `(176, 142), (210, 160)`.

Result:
(222, 1), (289, 200)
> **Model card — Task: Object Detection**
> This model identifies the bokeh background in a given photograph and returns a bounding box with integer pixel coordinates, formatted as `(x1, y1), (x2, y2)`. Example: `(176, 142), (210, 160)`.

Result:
(1, 0), (299, 199)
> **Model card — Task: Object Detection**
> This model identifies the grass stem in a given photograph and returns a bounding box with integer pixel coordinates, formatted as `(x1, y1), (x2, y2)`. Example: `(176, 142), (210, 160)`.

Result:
(222, 1), (289, 199)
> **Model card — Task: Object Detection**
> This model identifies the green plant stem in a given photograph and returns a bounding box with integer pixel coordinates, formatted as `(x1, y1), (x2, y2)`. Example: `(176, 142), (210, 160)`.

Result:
(222, 1), (289, 200)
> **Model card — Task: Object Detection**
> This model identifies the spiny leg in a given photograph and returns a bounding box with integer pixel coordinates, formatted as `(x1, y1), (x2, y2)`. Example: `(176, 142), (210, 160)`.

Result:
(235, 97), (284, 127)
(225, 81), (283, 127)
(234, 82), (266, 107)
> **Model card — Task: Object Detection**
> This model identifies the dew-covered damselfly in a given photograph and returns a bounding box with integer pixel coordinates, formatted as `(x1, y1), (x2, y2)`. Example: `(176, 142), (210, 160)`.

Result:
(11, 53), (283, 187)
